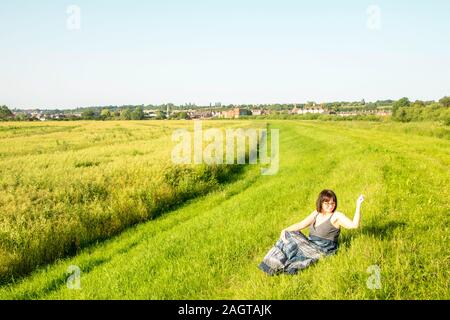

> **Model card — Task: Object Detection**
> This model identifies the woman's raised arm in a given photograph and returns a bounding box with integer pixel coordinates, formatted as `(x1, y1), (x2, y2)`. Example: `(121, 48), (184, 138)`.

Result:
(336, 194), (364, 229)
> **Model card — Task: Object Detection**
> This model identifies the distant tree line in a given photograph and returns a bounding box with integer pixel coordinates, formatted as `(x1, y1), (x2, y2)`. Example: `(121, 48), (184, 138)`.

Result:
(0, 105), (13, 120)
(83, 106), (145, 120)
(2, 97), (449, 124)
(392, 97), (450, 124)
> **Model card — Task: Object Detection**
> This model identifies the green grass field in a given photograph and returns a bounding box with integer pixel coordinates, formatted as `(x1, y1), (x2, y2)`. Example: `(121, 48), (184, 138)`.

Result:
(0, 120), (449, 299)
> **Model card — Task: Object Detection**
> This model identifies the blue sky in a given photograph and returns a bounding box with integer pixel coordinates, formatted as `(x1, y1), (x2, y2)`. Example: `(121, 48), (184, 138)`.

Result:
(1, 0), (449, 109)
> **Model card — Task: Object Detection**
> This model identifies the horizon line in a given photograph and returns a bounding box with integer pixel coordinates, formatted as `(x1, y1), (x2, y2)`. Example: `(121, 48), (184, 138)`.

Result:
(5, 96), (447, 111)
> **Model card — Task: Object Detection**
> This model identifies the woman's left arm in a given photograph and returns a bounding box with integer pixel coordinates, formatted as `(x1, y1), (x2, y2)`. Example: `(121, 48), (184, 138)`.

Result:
(336, 195), (364, 229)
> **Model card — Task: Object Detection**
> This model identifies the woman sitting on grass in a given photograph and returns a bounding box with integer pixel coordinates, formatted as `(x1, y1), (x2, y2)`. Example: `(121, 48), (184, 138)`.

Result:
(258, 189), (364, 275)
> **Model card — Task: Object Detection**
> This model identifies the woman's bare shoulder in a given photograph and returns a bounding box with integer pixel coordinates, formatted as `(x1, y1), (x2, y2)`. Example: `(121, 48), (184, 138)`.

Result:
(332, 211), (345, 220)
(305, 210), (318, 220)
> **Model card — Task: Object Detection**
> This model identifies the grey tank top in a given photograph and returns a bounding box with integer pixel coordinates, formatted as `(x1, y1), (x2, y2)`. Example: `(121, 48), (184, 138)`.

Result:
(309, 212), (341, 242)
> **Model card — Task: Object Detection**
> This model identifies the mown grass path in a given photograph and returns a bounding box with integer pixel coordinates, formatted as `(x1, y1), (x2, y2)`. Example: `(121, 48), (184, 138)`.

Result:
(0, 120), (448, 299)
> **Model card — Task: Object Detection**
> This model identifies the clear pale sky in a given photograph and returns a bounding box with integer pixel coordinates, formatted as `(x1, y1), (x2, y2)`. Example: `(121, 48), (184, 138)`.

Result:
(1, 0), (449, 109)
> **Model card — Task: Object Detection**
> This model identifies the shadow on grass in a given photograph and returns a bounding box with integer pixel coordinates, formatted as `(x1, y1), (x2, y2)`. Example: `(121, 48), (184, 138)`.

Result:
(5, 239), (143, 299)
(339, 220), (407, 248)
(11, 257), (110, 300)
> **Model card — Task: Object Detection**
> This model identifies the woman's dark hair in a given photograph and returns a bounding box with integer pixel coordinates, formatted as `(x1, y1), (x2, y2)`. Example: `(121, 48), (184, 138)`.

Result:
(316, 189), (337, 213)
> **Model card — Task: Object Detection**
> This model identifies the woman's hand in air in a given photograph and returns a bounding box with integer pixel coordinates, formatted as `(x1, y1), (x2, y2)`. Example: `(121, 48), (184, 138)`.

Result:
(357, 194), (365, 206)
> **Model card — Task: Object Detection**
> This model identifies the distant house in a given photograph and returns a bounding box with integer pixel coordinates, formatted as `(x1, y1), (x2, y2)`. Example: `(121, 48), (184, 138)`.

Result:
(185, 110), (214, 119)
(222, 108), (251, 119)
(49, 113), (66, 120)
(28, 111), (47, 121)
(143, 110), (157, 118)
(211, 111), (222, 118)
(197, 111), (213, 119)
(61, 112), (82, 119)
(375, 110), (391, 116)
(312, 108), (325, 114)
(186, 110), (195, 118)
(291, 107), (325, 115)
(337, 110), (391, 117)
(250, 109), (265, 116)
(289, 106), (300, 115)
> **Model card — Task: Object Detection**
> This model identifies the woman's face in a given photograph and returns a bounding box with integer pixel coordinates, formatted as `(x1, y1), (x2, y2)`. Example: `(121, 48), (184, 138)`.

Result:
(321, 199), (336, 213)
